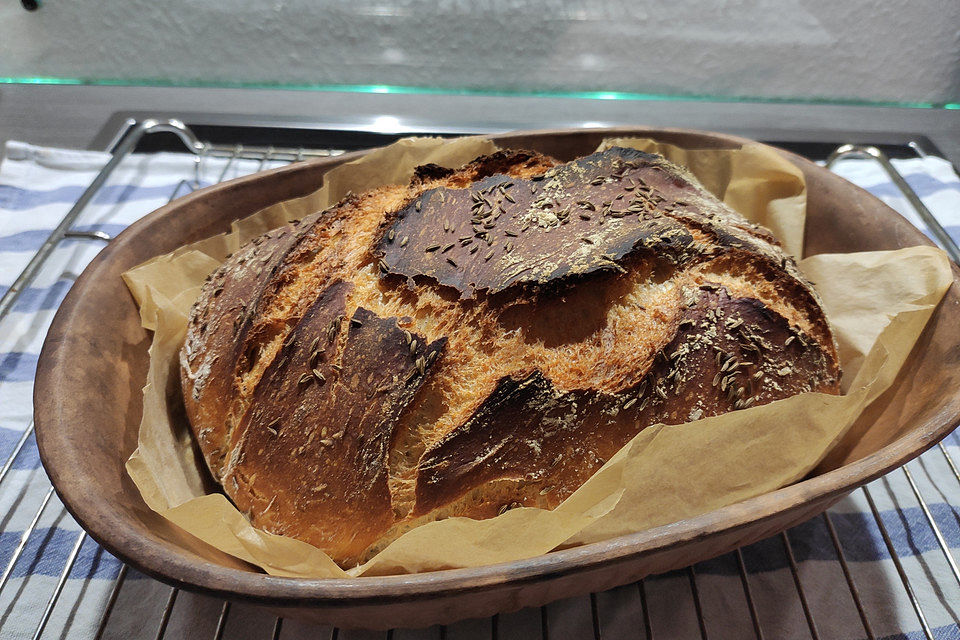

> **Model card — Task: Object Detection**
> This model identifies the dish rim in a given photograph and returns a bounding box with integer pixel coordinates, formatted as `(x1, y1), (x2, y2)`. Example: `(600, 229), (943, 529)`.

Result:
(33, 126), (960, 606)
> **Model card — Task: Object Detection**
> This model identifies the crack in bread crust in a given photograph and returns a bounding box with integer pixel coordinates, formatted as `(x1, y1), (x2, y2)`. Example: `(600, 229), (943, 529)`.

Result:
(181, 147), (841, 567)
(223, 285), (446, 561)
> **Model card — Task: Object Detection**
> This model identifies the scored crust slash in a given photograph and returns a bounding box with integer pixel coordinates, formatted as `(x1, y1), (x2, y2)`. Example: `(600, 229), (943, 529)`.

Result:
(179, 147), (841, 567)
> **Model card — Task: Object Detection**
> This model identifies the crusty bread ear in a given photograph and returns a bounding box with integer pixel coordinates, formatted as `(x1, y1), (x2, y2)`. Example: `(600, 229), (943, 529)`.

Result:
(181, 148), (840, 567)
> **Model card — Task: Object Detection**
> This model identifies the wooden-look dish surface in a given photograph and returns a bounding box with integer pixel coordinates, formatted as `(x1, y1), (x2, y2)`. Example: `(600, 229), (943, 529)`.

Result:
(34, 128), (960, 629)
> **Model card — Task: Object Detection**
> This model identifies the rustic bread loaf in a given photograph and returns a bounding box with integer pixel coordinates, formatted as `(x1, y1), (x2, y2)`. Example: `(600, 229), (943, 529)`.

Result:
(180, 147), (841, 567)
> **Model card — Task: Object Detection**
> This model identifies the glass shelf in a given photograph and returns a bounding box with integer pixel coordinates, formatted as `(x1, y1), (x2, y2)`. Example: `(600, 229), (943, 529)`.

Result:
(2, 76), (958, 111)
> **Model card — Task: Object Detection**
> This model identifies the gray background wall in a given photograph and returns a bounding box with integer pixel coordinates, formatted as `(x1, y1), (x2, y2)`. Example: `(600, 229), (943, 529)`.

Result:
(1, 0), (958, 105)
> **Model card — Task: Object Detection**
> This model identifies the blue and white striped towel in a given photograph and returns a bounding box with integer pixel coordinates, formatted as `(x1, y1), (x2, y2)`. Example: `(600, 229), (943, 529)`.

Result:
(0, 140), (959, 640)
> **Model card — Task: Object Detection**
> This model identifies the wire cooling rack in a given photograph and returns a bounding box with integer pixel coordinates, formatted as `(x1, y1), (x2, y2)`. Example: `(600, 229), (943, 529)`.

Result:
(0, 119), (958, 640)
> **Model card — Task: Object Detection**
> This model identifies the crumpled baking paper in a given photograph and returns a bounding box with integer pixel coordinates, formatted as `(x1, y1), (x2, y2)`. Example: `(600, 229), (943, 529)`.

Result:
(122, 135), (953, 577)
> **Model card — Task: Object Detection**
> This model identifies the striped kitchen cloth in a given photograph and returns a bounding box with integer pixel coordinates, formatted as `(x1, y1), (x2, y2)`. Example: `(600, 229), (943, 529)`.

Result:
(0, 140), (958, 640)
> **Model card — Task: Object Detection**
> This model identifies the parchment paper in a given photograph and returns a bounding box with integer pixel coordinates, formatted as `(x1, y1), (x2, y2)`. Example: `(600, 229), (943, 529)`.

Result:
(122, 136), (953, 577)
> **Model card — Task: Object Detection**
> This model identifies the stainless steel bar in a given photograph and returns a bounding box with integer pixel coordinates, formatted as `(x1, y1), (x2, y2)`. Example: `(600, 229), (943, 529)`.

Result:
(901, 464), (960, 585)
(214, 144), (243, 184)
(686, 566), (708, 640)
(62, 230), (112, 242)
(898, 132), (960, 516)
(167, 178), (194, 203)
(734, 549), (764, 640)
(589, 593), (600, 640)
(212, 601), (231, 640)
(100, 118), (138, 156)
(94, 564), (130, 640)
(0, 486), (54, 593)
(821, 512), (875, 640)
(908, 141), (929, 159)
(637, 579), (652, 640)
(0, 421), (35, 487)
(861, 486), (934, 640)
(824, 139), (952, 640)
(780, 532), (820, 640)
(201, 143), (343, 160)
(825, 144), (960, 264)
(31, 531), (87, 640)
(0, 118), (203, 323)
(0, 119), (313, 640)
(154, 587), (180, 640)
(191, 144), (205, 188)
(195, 144), (209, 188)
(0, 118), (207, 640)
(940, 443), (960, 484)
(148, 118), (205, 155)
(255, 147), (276, 172)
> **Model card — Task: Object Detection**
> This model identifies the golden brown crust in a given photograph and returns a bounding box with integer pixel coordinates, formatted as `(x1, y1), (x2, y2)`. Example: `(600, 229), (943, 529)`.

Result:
(222, 282), (445, 561)
(414, 287), (838, 517)
(180, 222), (314, 479)
(180, 147), (841, 567)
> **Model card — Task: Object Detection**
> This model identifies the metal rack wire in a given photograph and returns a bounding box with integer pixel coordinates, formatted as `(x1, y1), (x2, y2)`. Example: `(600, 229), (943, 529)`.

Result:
(0, 119), (958, 639)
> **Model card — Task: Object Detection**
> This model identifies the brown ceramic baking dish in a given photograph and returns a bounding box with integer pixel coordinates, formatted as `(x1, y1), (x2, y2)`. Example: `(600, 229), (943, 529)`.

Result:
(33, 128), (960, 629)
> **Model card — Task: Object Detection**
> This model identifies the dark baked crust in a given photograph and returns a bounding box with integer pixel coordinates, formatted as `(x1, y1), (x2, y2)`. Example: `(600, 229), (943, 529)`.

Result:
(376, 148), (780, 301)
(415, 287), (837, 516)
(180, 146), (841, 567)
